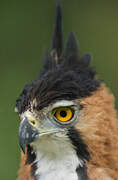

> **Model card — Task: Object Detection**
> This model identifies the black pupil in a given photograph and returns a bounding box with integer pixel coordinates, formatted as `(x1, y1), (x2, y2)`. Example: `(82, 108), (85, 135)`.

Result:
(60, 110), (67, 117)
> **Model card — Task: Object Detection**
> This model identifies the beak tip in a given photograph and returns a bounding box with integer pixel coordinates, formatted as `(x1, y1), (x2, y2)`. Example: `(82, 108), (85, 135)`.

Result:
(20, 143), (26, 154)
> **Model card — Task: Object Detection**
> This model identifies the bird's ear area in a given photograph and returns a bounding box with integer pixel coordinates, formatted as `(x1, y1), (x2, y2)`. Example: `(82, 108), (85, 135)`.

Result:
(51, 0), (63, 60)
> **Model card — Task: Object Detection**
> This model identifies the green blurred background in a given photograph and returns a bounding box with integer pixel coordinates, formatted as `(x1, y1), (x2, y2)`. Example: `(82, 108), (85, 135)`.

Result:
(0, 0), (118, 179)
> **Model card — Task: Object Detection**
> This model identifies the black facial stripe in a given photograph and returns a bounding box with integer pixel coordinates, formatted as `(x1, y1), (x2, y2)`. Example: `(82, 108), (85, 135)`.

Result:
(26, 145), (38, 180)
(31, 163), (39, 180)
(67, 127), (90, 161)
(26, 145), (36, 164)
(76, 165), (88, 180)
(67, 127), (89, 179)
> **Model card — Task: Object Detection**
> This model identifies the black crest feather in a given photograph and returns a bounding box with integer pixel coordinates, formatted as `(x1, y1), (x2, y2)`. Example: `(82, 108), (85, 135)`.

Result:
(16, 2), (100, 114)
(65, 32), (79, 59)
(51, 1), (63, 59)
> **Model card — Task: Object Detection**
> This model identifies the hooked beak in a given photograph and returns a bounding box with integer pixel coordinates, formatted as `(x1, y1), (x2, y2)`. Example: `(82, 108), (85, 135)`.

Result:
(18, 118), (39, 153)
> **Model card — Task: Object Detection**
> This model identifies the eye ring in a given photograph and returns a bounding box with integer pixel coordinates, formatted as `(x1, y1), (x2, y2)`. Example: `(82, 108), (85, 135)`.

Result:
(54, 107), (74, 123)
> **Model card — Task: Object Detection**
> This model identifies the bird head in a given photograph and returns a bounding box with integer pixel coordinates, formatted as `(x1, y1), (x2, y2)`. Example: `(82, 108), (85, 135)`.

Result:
(15, 2), (100, 162)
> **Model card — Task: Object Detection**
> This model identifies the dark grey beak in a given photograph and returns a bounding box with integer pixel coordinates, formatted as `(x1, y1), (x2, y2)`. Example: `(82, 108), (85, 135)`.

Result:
(18, 118), (39, 153)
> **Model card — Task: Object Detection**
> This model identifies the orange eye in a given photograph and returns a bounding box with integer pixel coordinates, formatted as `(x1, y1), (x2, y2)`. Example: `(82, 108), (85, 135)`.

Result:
(54, 107), (73, 122)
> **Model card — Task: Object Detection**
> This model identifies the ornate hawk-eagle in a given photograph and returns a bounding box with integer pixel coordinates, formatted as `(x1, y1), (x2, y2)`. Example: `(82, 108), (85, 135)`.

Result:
(15, 2), (118, 180)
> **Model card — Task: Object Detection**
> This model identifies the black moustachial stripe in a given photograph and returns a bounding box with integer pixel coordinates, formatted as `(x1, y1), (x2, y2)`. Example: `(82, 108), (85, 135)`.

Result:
(31, 162), (39, 180)
(67, 127), (90, 180)
(67, 127), (90, 161)
(26, 145), (36, 164)
(76, 165), (88, 180)
(26, 145), (38, 180)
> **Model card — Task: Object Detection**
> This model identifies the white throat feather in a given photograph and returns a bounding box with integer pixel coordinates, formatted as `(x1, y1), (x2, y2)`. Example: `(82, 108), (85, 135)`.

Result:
(31, 135), (84, 180)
